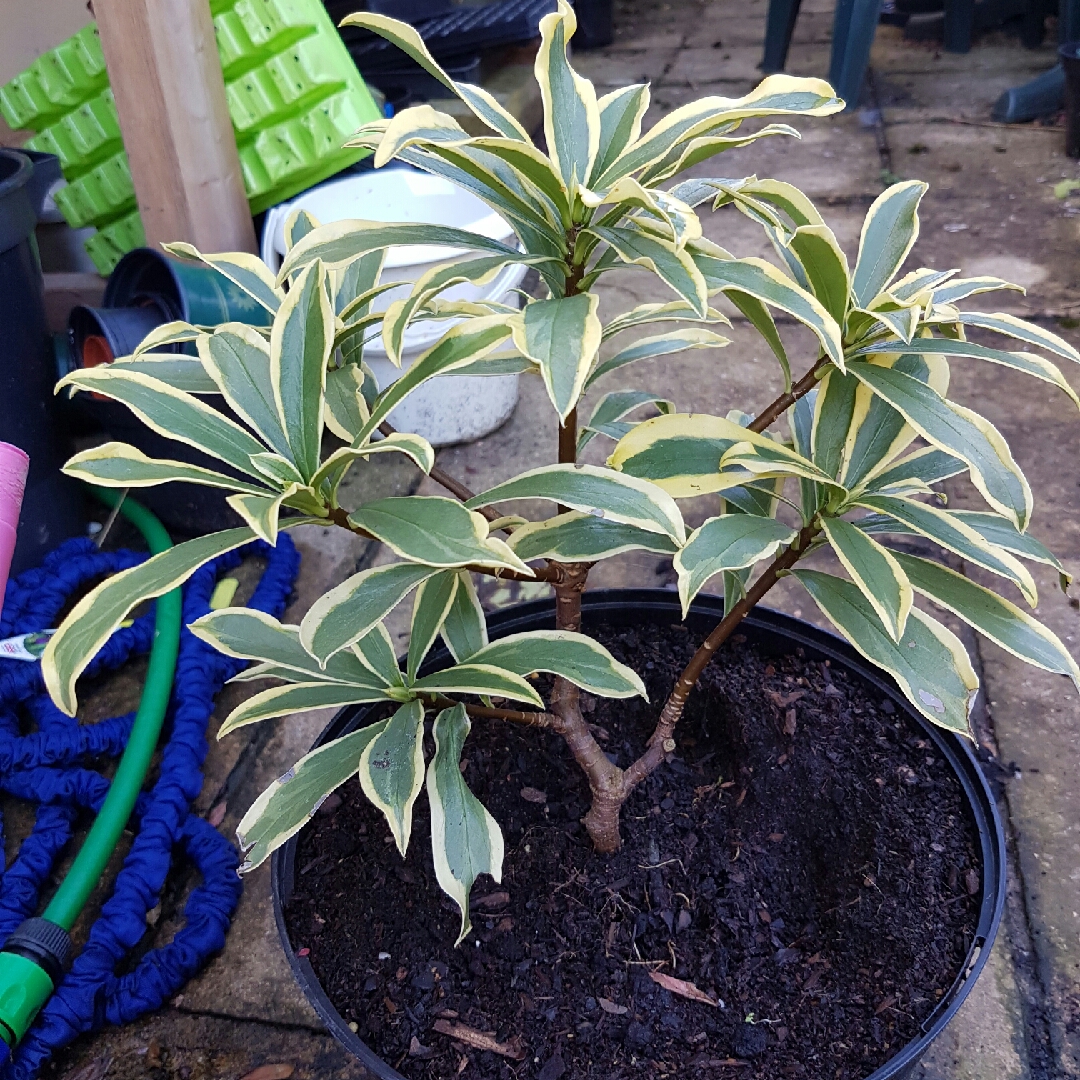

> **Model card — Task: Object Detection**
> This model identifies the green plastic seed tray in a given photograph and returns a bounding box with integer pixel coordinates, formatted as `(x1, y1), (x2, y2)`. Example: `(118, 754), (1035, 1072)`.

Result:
(0, 0), (380, 274)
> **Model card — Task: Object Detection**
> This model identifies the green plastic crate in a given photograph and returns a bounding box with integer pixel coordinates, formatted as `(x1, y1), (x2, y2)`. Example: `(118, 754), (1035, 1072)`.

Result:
(0, 0), (381, 273)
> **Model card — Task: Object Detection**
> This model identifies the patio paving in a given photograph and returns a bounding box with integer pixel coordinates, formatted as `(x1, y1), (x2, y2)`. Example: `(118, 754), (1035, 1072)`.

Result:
(32, 1), (1080, 1077)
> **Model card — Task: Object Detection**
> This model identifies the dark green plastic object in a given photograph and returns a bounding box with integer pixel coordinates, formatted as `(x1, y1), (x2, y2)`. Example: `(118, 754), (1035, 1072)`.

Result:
(104, 247), (272, 330)
(0, 488), (180, 1048)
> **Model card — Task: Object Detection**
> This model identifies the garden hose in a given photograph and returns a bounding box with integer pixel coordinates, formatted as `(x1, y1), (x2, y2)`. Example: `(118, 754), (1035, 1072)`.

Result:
(0, 487), (180, 1056)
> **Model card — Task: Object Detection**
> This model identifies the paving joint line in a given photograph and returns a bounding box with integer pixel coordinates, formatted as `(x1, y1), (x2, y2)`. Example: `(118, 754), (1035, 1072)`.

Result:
(168, 1004), (332, 1036)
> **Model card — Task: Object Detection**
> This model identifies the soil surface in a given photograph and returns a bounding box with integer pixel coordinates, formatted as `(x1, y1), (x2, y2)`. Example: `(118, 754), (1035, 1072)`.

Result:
(284, 622), (981, 1080)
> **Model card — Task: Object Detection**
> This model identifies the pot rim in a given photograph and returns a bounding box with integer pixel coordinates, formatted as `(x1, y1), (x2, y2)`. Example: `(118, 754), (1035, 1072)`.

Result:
(271, 590), (1006, 1080)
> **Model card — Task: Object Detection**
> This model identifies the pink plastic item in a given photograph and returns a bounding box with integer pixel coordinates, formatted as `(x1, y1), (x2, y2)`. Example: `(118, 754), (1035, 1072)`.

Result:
(0, 441), (29, 599)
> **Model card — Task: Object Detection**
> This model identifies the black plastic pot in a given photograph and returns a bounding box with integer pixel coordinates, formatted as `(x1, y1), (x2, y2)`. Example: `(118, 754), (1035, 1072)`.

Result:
(573, 0), (614, 48)
(0, 149), (84, 574)
(1061, 43), (1080, 157)
(271, 590), (1006, 1080)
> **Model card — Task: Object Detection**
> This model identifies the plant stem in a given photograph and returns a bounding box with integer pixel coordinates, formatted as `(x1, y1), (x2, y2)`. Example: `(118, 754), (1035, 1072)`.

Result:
(427, 694), (555, 728)
(623, 522), (819, 789)
(747, 357), (830, 434)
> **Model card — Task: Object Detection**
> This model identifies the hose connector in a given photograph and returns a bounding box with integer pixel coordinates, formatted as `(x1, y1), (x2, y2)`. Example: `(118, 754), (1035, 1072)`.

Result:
(0, 918), (71, 1046)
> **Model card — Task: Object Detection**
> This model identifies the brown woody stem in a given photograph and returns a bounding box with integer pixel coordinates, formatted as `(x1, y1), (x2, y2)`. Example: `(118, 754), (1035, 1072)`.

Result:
(747, 357), (830, 434)
(427, 694), (555, 728)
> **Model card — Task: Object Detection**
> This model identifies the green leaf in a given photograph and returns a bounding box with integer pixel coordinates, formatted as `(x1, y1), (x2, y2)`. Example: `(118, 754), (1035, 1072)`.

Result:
(300, 562), (440, 665)
(130, 320), (205, 359)
(350, 496), (531, 573)
(851, 181), (927, 306)
(584, 328), (730, 391)
(278, 219), (520, 283)
(190, 608), (385, 687)
(511, 294), (602, 421)
(719, 439), (843, 490)
(226, 488), (300, 545)
(44, 526), (262, 716)
(506, 511), (679, 562)
(892, 552), (1080, 690)
(217, 678), (395, 738)
(427, 704), (504, 944)
(236, 720), (389, 871)
(111, 353), (219, 394)
(57, 367), (269, 480)
(855, 335), (1080, 409)
(786, 224), (850, 324)
(408, 571), (460, 681)
(357, 318), (514, 442)
(164, 243), (282, 315)
(609, 411), (753, 498)
(579, 391), (674, 451)
(323, 364), (371, 443)
(692, 251), (844, 368)
(793, 569), (977, 736)
(591, 83), (650, 184)
(340, 13), (529, 141)
(468, 630), (647, 698)
(956, 310), (1080, 363)
(62, 441), (271, 495)
(384, 254), (542, 366)
(441, 571), (488, 662)
(335, 250), (387, 317)
(865, 446), (967, 492)
(840, 352), (946, 490)
(854, 494), (1037, 604)
(271, 260), (332, 480)
(724, 290), (790, 388)
(674, 514), (796, 614)
(354, 622), (405, 687)
(199, 326), (292, 457)
(929, 276), (1023, 306)
(311, 433), (434, 494)
(951, 511), (1072, 587)
(593, 74), (841, 188)
(535, 0), (600, 189)
(466, 463), (686, 544)
(821, 516), (912, 641)
(411, 663), (544, 707)
(359, 700), (426, 856)
(601, 300), (730, 341)
(588, 224), (708, 315)
(284, 207), (320, 252)
(887, 267), (959, 303)
(847, 360), (1032, 529)
(811, 369), (859, 480)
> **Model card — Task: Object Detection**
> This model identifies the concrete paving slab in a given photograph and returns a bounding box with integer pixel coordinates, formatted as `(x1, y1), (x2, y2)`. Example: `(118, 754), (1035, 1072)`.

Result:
(52, 1009), (370, 1080)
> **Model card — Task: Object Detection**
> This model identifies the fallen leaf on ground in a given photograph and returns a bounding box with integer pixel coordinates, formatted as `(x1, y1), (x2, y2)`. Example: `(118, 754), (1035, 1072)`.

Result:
(239, 1066), (294, 1080)
(208, 801), (227, 827)
(474, 891), (510, 910)
(874, 996), (896, 1016)
(1055, 178), (1080, 198)
(432, 1020), (526, 1060)
(409, 1036), (435, 1059)
(598, 997), (628, 1015)
(648, 970), (722, 1008)
(520, 786), (547, 803)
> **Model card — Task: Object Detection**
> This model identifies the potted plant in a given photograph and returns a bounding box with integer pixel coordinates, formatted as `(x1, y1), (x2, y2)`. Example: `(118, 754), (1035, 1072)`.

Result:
(43, 3), (1078, 1075)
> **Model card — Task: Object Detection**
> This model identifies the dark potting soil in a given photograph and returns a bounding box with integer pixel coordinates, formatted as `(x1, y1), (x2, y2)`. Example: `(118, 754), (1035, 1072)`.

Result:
(284, 622), (981, 1080)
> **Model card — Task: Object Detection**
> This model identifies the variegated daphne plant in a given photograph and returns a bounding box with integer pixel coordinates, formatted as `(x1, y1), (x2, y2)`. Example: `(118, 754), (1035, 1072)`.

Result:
(44, 1), (1079, 944)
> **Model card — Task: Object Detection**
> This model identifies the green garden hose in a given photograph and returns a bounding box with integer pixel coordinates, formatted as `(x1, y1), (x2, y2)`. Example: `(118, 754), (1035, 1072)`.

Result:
(0, 487), (180, 1049)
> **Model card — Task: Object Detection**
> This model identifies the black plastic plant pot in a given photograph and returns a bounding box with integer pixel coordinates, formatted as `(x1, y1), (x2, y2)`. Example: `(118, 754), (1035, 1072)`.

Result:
(68, 300), (174, 369)
(1060, 43), (1080, 157)
(0, 149), (84, 573)
(103, 247), (273, 330)
(573, 0), (614, 48)
(271, 591), (1006, 1080)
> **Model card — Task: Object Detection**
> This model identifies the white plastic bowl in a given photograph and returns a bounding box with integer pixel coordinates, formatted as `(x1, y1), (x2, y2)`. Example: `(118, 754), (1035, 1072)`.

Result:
(262, 167), (528, 445)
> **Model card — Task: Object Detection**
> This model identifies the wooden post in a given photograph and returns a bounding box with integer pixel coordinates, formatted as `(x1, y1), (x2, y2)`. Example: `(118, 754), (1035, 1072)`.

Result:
(93, 0), (257, 254)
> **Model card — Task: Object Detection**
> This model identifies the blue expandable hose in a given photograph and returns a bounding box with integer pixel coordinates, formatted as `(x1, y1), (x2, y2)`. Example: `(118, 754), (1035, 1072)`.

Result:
(0, 498), (298, 1076)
